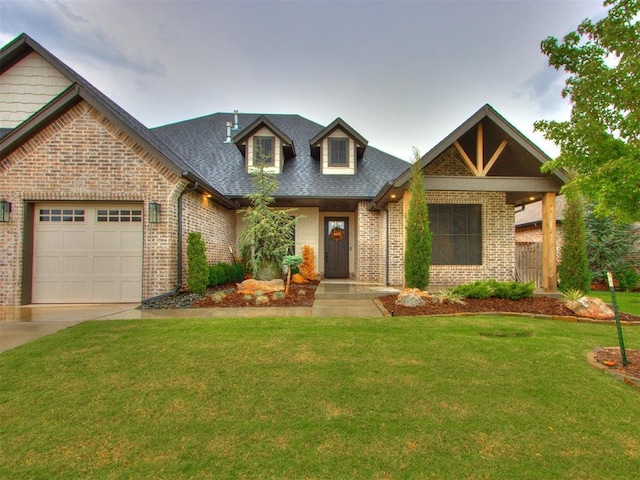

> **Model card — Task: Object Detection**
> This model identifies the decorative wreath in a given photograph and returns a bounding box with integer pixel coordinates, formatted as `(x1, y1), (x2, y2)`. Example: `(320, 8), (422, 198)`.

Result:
(330, 227), (345, 242)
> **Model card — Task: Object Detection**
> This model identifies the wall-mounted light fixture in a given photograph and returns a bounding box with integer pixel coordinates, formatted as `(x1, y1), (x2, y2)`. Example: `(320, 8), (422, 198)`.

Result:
(0, 200), (11, 223)
(149, 202), (161, 223)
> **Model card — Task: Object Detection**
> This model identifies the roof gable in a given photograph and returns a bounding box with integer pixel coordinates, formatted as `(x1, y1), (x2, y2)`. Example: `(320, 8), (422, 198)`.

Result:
(233, 115), (294, 149)
(309, 117), (368, 147)
(0, 33), (235, 209)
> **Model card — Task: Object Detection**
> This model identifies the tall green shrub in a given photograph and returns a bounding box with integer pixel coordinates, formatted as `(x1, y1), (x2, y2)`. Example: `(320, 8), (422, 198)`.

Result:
(558, 192), (591, 292)
(238, 148), (297, 280)
(186, 232), (208, 295)
(404, 147), (432, 289)
(585, 205), (637, 282)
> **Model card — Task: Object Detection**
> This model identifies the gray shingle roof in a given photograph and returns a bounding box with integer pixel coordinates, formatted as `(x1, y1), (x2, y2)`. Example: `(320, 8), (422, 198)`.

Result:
(152, 113), (409, 199)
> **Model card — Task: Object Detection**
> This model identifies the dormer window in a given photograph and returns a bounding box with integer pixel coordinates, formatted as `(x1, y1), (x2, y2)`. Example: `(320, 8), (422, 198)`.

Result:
(233, 115), (295, 174)
(254, 136), (275, 166)
(329, 138), (348, 167)
(309, 117), (368, 176)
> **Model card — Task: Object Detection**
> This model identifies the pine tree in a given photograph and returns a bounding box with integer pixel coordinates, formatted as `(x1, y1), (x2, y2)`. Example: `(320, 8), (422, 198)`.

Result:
(238, 147), (297, 280)
(558, 193), (591, 292)
(404, 147), (432, 289)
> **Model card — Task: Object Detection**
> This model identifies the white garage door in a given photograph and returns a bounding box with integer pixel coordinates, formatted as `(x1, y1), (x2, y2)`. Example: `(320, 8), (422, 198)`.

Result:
(33, 203), (143, 303)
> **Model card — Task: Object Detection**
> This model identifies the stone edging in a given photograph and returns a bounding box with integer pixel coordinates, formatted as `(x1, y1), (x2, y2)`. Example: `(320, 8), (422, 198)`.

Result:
(586, 348), (640, 390)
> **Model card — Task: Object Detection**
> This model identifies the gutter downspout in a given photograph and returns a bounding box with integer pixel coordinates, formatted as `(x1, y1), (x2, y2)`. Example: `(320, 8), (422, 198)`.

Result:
(141, 181), (199, 304)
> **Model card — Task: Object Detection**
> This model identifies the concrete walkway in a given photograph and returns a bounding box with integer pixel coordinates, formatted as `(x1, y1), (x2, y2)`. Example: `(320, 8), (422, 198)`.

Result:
(0, 280), (399, 353)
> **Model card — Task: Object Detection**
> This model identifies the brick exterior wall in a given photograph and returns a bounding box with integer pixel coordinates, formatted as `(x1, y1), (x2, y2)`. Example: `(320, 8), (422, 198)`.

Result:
(426, 191), (515, 286)
(355, 201), (385, 283)
(182, 191), (237, 278)
(0, 101), (235, 305)
(387, 201), (404, 285)
(423, 146), (473, 176)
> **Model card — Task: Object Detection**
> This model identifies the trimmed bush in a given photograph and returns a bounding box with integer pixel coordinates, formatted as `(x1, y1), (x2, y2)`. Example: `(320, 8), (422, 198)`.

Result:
(187, 232), (208, 295)
(558, 192), (591, 292)
(208, 262), (245, 287)
(453, 280), (534, 300)
(453, 281), (492, 299)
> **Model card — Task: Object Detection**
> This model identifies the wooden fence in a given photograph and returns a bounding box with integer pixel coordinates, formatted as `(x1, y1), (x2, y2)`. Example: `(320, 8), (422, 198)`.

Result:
(515, 242), (542, 287)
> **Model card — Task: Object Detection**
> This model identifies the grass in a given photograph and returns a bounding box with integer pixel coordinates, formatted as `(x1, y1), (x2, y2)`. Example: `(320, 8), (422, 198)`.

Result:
(589, 290), (640, 316)
(1, 316), (640, 479)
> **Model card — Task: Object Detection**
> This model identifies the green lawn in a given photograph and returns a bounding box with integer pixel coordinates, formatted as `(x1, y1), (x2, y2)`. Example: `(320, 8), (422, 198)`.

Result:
(1, 316), (639, 479)
(589, 290), (640, 316)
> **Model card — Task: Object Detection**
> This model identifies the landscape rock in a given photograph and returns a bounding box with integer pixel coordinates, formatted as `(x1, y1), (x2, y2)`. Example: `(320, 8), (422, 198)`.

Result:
(236, 279), (285, 295)
(395, 288), (433, 307)
(565, 296), (615, 320)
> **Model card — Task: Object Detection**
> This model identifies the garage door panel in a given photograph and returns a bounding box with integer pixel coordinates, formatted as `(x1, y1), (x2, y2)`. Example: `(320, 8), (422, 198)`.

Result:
(35, 231), (63, 250)
(63, 255), (91, 274)
(33, 203), (143, 303)
(62, 231), (90, 250)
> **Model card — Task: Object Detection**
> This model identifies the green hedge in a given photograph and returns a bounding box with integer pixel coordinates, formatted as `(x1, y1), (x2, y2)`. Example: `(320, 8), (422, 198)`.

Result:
(453, 280), (534, 300)
(208, 262), (245, 287)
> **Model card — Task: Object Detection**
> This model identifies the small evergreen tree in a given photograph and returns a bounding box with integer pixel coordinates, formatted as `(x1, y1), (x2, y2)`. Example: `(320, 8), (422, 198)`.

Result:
(558, 192), (591, 292)
(239, 147), (297, 280)
(585, 205), (637, 282)
(300, 245), (317, 280)
(186, 232), (208, 295)
(404, 147), (432, 289)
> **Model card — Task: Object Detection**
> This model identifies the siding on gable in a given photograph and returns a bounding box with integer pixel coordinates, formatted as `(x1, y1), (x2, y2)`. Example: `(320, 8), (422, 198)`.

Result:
(0, 51), (72, 128)
(321, 130), (356, 175)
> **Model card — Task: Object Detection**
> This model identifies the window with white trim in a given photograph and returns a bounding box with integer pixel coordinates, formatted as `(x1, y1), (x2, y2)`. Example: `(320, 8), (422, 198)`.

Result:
(253, 136), (275, 166)
(329, 138), (348, 166)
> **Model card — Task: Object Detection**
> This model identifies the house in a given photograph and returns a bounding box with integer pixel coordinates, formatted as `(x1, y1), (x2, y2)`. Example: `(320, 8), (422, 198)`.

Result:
(0, 34), (565, 306)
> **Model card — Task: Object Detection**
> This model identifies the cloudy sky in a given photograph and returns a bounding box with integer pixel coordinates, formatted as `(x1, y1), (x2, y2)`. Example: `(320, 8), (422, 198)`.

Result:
(1, 0), (605, 160)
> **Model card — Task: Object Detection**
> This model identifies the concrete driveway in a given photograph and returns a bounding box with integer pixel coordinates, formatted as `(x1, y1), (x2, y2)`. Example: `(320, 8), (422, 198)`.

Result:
(0, 304), (144, 353)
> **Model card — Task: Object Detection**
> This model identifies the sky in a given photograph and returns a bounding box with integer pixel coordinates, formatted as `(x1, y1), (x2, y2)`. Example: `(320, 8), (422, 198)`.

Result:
(0, 0), (606, 161)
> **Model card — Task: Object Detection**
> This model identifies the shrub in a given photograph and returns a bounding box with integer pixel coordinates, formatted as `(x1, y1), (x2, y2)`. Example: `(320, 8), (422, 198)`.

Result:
(453, 281), (492, 299)
(187, 232), (208, 295)
(404, 148), (432, 289)
(615, 267), (639, 292)
(558, 192), (591, 292)
(561, 288), (586, 302)
(488, 280), (535, 300)
(209, 262), (245, 286)
(453, 280), (534, 300)
(300, 245), (317, 280)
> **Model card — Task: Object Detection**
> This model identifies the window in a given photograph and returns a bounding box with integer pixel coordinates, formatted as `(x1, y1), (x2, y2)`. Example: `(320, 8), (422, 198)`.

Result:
(39, 209), (85, 222)
(429, 204), (481, 265)
(253, 136), (275, 166)
(329, 138), (348, 166)
(97, 209), (142, 223)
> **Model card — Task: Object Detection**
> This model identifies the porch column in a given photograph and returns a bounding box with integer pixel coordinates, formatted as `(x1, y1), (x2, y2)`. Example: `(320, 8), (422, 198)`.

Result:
(541, 192), (557, 292)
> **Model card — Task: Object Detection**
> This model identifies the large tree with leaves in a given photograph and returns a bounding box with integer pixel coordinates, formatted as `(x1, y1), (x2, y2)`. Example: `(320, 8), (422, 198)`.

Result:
(404, 147), (432, 289)
(534, 0), (640, 223)
(239, 152), (297, 280)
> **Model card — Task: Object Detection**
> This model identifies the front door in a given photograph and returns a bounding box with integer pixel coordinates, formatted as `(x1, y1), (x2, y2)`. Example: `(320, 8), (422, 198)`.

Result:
(324, 217), (349, 278)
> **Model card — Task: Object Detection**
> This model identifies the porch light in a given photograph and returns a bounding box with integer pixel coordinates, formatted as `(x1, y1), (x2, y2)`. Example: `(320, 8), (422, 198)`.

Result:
(149, 202), (161, 223)
(0, 200), (11, 223)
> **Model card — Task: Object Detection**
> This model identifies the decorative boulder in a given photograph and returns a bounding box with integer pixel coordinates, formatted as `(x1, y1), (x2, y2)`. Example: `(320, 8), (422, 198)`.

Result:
(395, 288), (433, 307)
(291, 273), (307, 284)
(565, 296), (615, 320)
(236, 279), (285, 295)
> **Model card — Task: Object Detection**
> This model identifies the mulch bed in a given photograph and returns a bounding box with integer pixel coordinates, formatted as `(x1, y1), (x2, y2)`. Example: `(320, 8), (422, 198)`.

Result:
(378, 295), (640, 323)
(594, 348), (640, 384)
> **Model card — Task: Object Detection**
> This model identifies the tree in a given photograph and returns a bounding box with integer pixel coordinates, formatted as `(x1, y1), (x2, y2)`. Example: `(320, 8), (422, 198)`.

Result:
(186, 232), (208, 295)
(238, 149), (297, 280)
(558, 192), (591, 292)
(404, 147), (432, 289)
(534, 0), (640, 223)
(585, 204), (638, 282)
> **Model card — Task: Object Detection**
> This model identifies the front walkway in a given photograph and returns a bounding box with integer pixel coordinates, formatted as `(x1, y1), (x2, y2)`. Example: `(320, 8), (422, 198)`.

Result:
(0, 280), (400, 352)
